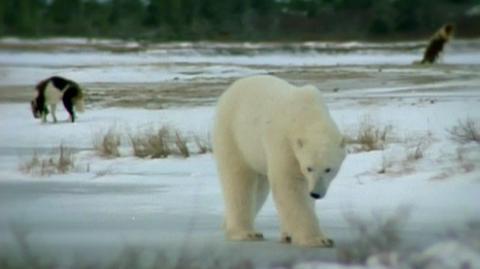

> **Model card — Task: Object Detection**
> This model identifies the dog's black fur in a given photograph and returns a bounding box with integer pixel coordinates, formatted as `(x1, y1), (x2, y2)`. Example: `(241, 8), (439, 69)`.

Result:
(31, 76), (84, 123)
(421, 24), (454, 64)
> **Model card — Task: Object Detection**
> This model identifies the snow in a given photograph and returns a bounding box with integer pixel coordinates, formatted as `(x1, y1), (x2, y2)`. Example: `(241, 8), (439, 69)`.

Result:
(295, 240), (480, 269)
(412, 240), (480, 269)
(0, 105), (214, 149)
(0, 39), (479, 268)
(1, 89), (479, 267)
(1, 38), (480, 86)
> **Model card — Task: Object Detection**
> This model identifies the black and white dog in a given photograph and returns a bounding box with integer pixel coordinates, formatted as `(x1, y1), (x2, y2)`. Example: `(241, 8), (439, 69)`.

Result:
(31, 76), (85, 123)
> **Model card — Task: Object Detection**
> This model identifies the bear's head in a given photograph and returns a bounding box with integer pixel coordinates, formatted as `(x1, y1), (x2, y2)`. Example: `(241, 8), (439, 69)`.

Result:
(293, 123), (346, 200)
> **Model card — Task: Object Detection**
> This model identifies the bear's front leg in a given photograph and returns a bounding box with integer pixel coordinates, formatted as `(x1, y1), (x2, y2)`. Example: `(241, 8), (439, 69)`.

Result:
(269, 168), (334, 248)
(217, 154), (264, 241)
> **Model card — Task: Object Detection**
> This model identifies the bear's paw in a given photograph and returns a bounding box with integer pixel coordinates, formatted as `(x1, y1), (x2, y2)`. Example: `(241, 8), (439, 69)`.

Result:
(228, 231), (264, 241)
(295, 237), (335, 248)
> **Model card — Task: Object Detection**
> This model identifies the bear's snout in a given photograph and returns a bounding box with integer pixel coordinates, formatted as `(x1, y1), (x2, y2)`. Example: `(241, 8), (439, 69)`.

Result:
(310, 192), (323, 199)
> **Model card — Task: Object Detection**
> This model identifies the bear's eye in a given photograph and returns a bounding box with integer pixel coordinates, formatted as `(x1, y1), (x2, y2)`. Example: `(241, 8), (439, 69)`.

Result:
(306, 167), (313, 172)
(324, 168), (331, 173)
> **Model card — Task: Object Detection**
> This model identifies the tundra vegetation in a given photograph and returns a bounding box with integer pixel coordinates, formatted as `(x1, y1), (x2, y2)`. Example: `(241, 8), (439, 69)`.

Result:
(447, 118), (480, 144)
(19, 144), (75, 176)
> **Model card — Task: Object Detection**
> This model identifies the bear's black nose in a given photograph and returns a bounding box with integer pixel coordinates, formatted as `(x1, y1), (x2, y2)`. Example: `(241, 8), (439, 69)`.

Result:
(310, 192), (322, 199)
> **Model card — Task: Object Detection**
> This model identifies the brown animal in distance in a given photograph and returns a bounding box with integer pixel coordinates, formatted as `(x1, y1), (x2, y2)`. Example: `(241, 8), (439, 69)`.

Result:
(420, 24), (454, 64)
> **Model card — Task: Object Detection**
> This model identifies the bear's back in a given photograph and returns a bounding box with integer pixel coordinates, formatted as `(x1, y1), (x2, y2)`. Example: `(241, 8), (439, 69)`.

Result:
(214, 75), (333, 171)
(218, 75), (316, 113)
(216, 75), (330, 132)
(220, 75), (292, 106)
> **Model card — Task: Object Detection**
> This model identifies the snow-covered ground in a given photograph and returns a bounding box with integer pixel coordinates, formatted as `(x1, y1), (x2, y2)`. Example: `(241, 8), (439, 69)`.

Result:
(0, 39), (479, 268)
(1, 37), (480, 86)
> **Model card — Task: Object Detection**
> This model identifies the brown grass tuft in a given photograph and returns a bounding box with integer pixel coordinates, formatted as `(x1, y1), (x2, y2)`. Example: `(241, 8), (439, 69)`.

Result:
(174, 131), (190, 158)
(19, 151), (40, 174)
(56, 144), (74, 173)
(345, 120), (393, 152)
(93, 127), (121, 158)
(129, 127), (213, 159)
(193, 134), (212, 154)
(19, 145), (75, 176)
(130, 127), (172, 158)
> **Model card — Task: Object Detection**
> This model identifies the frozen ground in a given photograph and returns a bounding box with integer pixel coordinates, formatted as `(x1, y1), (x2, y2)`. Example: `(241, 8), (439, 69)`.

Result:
(0, 39), (479, 268)
(1, 37), (480, 87)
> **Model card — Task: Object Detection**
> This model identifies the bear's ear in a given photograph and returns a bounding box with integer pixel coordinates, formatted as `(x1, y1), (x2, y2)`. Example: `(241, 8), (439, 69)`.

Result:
(297, 138), (304, 148)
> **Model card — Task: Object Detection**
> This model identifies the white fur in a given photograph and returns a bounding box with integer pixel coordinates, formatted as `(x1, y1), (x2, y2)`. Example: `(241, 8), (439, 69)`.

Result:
(43, 82), (65, 122)
(213, 75), (346, 247)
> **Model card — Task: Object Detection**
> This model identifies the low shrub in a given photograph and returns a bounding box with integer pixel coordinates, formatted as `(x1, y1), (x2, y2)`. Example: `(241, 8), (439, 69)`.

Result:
(129, 127), (211, 159)
(345, 119), (393, 152)
(337, 208), (410, 265)
(193, 134), (212, 154)
(93, 127), (121, 158)
(130, 127), (172, 158)
(174, 131), (190, 158)
(447, 118), (480, 144)
(19, 144), (75, 176)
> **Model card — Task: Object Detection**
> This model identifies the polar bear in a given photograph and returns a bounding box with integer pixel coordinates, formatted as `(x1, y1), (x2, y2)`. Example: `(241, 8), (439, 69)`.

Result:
(212, 75), (346, 248)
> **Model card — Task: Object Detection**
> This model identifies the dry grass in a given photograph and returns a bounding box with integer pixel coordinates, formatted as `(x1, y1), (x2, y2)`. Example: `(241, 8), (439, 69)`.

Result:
(378, 136), (431, 176)
(345, 120), (393, 152)
(404, 133), (433, 163)
(431, 146), (477, 180)
(174, 131), (190, 158)
(18, 151), (40, 174)
(19, 145), (75, 176)
(193, 134), (212, 154)
(447, 118), (480, 144)
(129, 127), (172, 158)
(129, 126), (211, 159)
(93, 127), (121, 158)
(56, 145), (74, 173)
(456, 147), (476, 173)
(337, 208), (410, 265)
(406, 141), (425, 162)
(1, 227), (256, 269)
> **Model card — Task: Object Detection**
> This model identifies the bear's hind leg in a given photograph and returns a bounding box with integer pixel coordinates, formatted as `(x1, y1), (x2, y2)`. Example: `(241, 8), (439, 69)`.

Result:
(217, 156), (263, 241)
